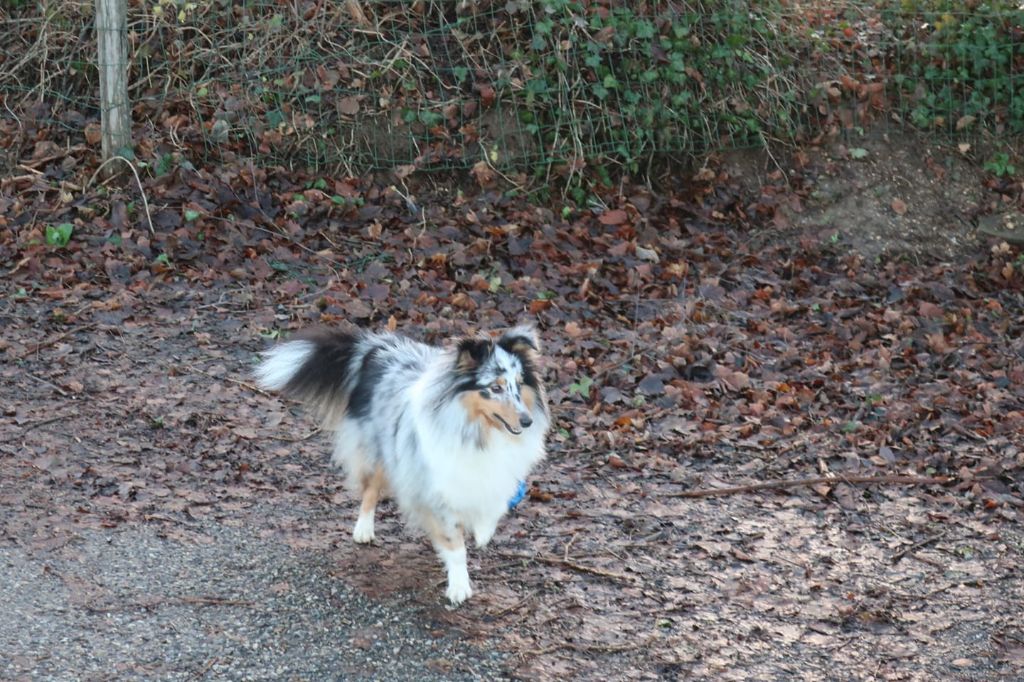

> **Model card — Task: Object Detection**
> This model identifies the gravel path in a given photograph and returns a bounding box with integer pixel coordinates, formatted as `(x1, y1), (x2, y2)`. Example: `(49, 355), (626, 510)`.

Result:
(1, 521), (507, 681)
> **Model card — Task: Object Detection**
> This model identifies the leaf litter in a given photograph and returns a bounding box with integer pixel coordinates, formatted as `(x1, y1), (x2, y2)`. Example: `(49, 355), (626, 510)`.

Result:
(1, 151), (1023, 680)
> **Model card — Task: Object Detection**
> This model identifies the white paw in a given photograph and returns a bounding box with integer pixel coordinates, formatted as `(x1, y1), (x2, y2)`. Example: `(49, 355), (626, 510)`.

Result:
(352, 516), (375, 544)
(445, 575), (473, 606)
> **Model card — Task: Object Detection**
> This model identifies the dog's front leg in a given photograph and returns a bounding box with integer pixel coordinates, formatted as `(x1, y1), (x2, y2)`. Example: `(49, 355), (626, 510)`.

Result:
(422, 512), (472, 605)
(353, 466), (386, 543)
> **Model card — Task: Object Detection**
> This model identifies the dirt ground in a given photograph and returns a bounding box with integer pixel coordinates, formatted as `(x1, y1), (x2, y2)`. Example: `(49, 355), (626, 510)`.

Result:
(723, 130), (1005, 263)
(2, 138), (1023, 680)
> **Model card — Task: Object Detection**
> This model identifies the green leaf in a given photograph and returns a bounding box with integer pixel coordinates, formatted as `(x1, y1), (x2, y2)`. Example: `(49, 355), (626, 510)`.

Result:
(568, 375), (594, 400)
(154, 153), (175, 176)
(418, 111), (443, 126)
(45, 223), (73, 247)
(184, 209), (201, 222)
(266, 109), (286, 127)
(849, 147), (869, 160)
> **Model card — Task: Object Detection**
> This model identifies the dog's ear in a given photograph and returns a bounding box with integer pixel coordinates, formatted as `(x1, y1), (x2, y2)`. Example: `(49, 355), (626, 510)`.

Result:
(456, 337), (493, 371)
(498, 325), (540, 355)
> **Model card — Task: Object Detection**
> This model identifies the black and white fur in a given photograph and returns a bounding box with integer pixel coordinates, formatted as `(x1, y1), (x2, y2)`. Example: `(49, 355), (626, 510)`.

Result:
(255, 325), (549, 605)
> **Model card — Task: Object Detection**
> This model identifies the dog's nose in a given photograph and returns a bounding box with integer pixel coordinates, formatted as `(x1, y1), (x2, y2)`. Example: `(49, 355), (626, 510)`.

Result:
(519, 414), (533, 429)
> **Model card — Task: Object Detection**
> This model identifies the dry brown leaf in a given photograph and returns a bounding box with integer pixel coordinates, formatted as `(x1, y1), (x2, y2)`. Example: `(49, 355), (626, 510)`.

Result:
(598, 209), (628, 226)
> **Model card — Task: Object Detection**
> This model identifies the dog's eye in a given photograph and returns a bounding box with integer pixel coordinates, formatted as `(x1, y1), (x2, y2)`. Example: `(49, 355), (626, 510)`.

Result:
(490, 383), (503, 393)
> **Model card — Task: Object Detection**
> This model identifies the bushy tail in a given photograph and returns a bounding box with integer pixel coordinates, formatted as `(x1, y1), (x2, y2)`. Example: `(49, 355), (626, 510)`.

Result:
(255, 330), (362, 422)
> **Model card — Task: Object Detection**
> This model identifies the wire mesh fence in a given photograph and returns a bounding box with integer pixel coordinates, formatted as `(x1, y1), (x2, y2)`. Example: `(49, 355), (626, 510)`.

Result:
(1, 1), (1024, 178)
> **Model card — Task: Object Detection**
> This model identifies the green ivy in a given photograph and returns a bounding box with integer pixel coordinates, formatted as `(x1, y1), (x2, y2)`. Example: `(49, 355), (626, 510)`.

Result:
(885, 1), (1024, 134)
(514, 0), (792, 183)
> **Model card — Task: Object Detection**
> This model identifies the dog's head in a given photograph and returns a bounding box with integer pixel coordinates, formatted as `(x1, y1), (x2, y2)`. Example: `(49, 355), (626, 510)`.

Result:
(454, 326), (545, 436)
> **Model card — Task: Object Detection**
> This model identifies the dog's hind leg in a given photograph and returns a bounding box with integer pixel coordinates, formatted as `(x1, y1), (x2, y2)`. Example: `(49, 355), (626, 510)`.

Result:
(352, 466), (385, 544)
(420, 511), (472, 606)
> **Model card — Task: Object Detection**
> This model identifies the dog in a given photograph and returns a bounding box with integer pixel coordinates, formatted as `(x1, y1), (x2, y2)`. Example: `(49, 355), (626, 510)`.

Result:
(255, 325), (549, 605)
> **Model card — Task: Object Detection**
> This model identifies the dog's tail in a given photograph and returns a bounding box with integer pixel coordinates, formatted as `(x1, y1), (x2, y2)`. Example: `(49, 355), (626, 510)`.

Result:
(255, 329), (365, 424)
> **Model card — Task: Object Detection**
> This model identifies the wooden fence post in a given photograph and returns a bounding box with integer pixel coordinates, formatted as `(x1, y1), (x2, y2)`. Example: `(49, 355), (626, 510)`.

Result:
(95, 0), (131, 161)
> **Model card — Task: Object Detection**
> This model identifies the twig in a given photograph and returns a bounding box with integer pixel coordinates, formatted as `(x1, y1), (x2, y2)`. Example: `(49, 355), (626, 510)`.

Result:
(15, 415), (67, 431)
(497, 551), (634, 583)
(17, 322), (98, 358)
(908, 553), (945, 569)
(18, 145), (88, 170)
(184, 363), (271, 396)
(669, 474), (950, 498)
(266, 428), (322, 443)
(143, 513), (202, 528)
(891, 530), (946, 564)
(486, 589), (539, 619)
(24, 372), (68, 397)
(0, 173), (42, 187)
(85, 155), (155, 235)
(563, 532), (577, 562)
(196, 657), (221, 678)
(83, 595), (254, 614)
(526, 636), (656, 657)
(921, 572), (1015, 600)
(178, 596), (254, 607)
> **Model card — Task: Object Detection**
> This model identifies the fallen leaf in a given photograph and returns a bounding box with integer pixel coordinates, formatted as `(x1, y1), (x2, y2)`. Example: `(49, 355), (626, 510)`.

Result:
(635, 245), (660, 263)
(470, 160), (496, 188)
(338, 96), (360, 115)
(598, 209), (628, 226)
(607, 454), (628, 469)
(637, 374), (665, 395)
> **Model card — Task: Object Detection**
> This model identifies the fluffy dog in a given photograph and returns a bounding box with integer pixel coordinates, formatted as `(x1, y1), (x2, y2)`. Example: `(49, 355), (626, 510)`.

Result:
(255, 325), (549, 605)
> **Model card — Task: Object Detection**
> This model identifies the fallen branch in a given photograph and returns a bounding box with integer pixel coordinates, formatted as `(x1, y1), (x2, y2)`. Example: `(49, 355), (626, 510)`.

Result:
(178, 596), (255, 607)
(670, 474), (950, 498)
(85, 155), (155, 235)
(17, 322), (99, 359)
(526, 636), (657, 657)
(24, 371), (69, 397)
(184, 362), (271, 396)
(84, 595), (254, 613)
(891, 530), (946, 564)
(497, 551), (634, 583)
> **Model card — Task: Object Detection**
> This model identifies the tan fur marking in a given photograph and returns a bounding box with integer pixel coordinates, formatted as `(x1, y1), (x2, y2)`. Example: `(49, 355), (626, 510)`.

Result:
(419, 509), (465, 553)
(505, 338), (535, 354)
(456, 350), (477, 372)
(522, 385), (536, 412)
(491, 400), (519, 426)
(460, 391), (490, 420)
(360, 467), (386, 515)
(460, 391), (519, 437)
